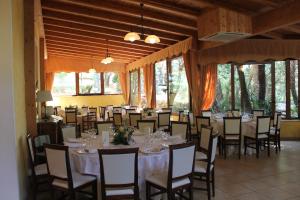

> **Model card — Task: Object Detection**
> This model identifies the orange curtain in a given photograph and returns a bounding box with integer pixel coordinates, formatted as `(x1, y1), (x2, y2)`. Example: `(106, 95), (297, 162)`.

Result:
(143, 64), (155, 108)
(118, 72), (129, 104)
(45, 72), (54, 91)
(198, 63), (218, 110)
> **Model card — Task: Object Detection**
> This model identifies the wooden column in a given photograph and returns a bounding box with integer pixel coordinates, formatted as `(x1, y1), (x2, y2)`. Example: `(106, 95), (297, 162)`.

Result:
(286, 60), (291, 118)
(138, 68), (141, 105)
(100, 72), (104, 95)
(230, 63), (235, 110)
(298, 60), (300, 118)
(75, 73), (79, 95)
(166, 58), (171, 108)
(271, 61), (276, 116)
(39, 38), (45, 90)
(24, 0), (37, 135)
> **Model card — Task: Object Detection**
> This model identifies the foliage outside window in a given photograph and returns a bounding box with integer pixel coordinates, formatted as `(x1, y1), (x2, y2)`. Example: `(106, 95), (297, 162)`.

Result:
(79, 72), (101, 94)
(130, 71), (139, 106)
(104, 72), (121, 94)
(155, 60), (168, 108)
(169, 57), (189, 112)
(140, 68), (147, 107)
(52, 72), (76, 96)
(275, 61), (286, 113)
(290, 60), (298, 117)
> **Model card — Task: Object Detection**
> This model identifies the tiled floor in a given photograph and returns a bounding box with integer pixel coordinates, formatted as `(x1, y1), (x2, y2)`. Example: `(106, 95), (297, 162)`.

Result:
(35, 141), (300, 200)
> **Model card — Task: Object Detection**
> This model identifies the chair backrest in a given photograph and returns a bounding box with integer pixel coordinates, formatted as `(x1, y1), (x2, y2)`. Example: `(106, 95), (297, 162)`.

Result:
(277, 114), (282, 130)
(273, 111), (281, 126)
(62, 125), (77, 142)
(81, 106), (89, 115)
(45, 144), (72, 187)
(252, 109), (264, 118)
(89, 107), (97, 114)
(256, 116), (271, 136)
(95, 122), (113, 135)
(199, 125), (213, 152)
(169, 143), (195, 185)
(99, 106), (106, 119)
(26, 134), (35, 165)
(223, 117), (241, 136)
(113, 113), (122, 126)
(65, 109), (77, 124)
(196, 116), (211, 133)
(171, 122), (188, 139)
(98, 148), (138, 188)
(129, 113), (142, 127)
(46, 106), (55, 116)
(158, 112), (171, 127)
(201, 110), (212, 117)
(137, 120), (156, 133)
(113, 107), (122, 113)
(208, 134), (219, 164)
(126, 108), (137, 114)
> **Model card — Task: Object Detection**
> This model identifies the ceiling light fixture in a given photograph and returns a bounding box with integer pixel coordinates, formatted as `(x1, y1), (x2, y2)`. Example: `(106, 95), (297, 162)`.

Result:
(101, 40), (114, 65)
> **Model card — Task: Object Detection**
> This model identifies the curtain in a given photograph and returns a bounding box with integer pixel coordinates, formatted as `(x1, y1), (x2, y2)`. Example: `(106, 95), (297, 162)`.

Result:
(143, 64), (155, 108)
(45, 72), (54, 91)
(198, 63), (218, 111)
(118, 72), (129, 104)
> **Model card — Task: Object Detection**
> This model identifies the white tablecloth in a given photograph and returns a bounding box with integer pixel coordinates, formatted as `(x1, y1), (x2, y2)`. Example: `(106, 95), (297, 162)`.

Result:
(68, 134), (184, 200)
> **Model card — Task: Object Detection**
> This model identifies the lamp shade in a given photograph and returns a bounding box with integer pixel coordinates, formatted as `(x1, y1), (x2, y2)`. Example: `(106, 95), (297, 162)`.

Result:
(36, 90), (53, 102)
(145, 35), (160, 44)
(89, 68), (96, 73)
(124, 32), (140, 42)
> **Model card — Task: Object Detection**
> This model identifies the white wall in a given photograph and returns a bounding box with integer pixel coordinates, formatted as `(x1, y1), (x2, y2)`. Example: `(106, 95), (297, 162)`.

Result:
(0, 0), (21, 199)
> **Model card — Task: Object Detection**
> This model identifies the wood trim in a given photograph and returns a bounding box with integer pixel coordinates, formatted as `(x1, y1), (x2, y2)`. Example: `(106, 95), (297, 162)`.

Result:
(166, 58), (171, 108)
(39, 38), (45, 90)
(75, 73), (79, 95)
(138, 68), (141, 105)
(271, 61), (276, 116)
(230, 64), (235, 110)
(286, 60), (291, 118)
(24, 0), (37, 136)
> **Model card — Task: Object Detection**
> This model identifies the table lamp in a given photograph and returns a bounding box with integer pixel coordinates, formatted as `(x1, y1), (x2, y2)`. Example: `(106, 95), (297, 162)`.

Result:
(36, 90), (53, 119)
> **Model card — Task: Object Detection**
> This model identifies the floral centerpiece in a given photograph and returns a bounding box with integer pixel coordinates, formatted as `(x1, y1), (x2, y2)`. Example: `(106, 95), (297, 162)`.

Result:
(112, 125), (134, 145)
(143, 108), (154, 116)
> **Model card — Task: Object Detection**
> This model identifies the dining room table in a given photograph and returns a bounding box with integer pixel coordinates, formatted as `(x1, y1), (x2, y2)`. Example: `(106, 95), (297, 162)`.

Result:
(64, 130), (186, 200)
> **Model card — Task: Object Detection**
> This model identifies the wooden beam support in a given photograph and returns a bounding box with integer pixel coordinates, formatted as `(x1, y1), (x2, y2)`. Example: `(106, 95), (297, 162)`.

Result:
(42, 1), (197, 36)
(286, 60), (291, 118)
(39, 38), (45, 90)
(271, 61), (275, 116)
(24, 0), (37, 135)
(231, 63), (235, 110)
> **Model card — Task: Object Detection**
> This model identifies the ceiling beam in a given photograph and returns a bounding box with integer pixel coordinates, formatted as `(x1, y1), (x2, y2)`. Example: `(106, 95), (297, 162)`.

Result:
(56, 0), (197, 29)
(42, 1), (197, 36)
(43, 19), (177, 46)
(42, 10), (186, 42)
(44, 26), (166, 50)
(253, 0), (300, 34)
(261, 32), (284, 39)
(283, 25), (300, 34)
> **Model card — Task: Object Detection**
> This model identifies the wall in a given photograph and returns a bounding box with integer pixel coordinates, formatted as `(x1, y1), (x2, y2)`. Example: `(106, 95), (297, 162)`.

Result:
(50, 95), (125, 108)
(281, 120), (300, 139)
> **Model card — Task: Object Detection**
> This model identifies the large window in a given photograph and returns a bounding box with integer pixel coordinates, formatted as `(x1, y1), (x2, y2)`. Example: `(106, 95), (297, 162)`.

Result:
(290, 60), (299, 117)
(52, 72), (76, 96)
(169, 57), (189, 112)
(140, 68), (147, 107)
(104, 72), (121, 94)
(79, 72), (101, 94)
(130, 71), (139, 106)
(155, 60), (168, 108)
(275, 61), (286, 112)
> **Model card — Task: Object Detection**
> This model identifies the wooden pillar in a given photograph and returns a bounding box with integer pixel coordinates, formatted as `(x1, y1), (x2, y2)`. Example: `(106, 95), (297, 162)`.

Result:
(24, 0), (37, 136)
(166, 58), (171, 108)
(286, 60), (291, 118)
(75, 73), (79, 95)
(100, 72), (104, 95)
(230, 63), (235, 110)
(39, 38), (45, 90)
(271, 61), (275, 116)
(138, 69), (141, 105)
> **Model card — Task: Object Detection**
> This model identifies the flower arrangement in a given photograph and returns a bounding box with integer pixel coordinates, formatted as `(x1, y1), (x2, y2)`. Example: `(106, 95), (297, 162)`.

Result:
(143, 108), (154, 116)
(112, 125), (134, 145)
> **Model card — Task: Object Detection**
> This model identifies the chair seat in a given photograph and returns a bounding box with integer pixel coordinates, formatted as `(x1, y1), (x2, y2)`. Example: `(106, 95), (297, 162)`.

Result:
(221, 135), (239, 140)
(52, 173), (96, 189)
(195, 151), (207, 160)
(34, 163), (48, 176)
(106, 187), (134, 196)
(194, 161), (213, 173)
(244, 133), (268, 139)
(146, 173), (190, 189)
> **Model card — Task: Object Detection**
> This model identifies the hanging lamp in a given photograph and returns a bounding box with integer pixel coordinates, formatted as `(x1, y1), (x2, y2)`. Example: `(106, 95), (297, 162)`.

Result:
(89, 57), (96, 73)
(101, 40), (114, 65)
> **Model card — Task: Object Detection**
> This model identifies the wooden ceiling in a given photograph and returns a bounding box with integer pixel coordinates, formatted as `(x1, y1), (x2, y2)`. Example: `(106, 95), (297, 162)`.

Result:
(41, 0), (300, 64)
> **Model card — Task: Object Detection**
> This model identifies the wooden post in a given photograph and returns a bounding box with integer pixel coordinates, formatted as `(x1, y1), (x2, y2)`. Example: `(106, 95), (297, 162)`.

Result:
(39, 38), (45, 90)
(271, 61), (275, 116)
(230, 63), (235, 110)
(76, 73), (79, 95)
(24, 0), (37, 135)
(166, 58), (171, 108)
(138, 68), (141, 105)
(100, 72), (104, 95)
(286, 60), (291, 118)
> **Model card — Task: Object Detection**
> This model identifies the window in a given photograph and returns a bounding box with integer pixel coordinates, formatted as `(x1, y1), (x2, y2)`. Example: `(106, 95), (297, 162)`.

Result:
(140, 68), (147, 107)
(155, 60), (168, 108)
(104, 72), (121, 94)
(130, 71), (139, 106)
(290, 60), (298, 118)
(169, 57), (189, 112)
(52, 72), (76, 96)
(79, 72), (101, 94)
(275, 61), (286, 112)
(212, 64), (231, 113)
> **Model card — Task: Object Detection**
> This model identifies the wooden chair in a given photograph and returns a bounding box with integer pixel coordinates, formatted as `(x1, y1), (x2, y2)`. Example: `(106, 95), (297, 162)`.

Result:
(44, 144), (97, 199)
(81, 106), (89, 115)
(89, 107), (97, 115)
(126, 108), (137, 114)
(26, 134), (48, 200)
(193, 133), (218, 200)
(157, 112), (171, 131)
(95, 121), (114, 135)
(61, 125), (77, 142)
(98, 148), (139, 200)
(252, 109), (264, 119)
(244, 116), (271, 158)
(129, 113), (142, 127)
(113, 113), (122, 126)
(221, 117), (242, 159)
(146, 143), (195, 200)
(137, 120), (156, 133)
(270, 114), (282, 153)
(162, 107), (172, 112)
(272, 111), (282, 127)
(65, 108), (80, 131)
(195, 125), (213, 161)
(113, 106), (122, 113)
(194, 116), (211, 145)
(82, 112), (97, 131)
(99, 106), (106, 120)
(170, 121), (189, 140)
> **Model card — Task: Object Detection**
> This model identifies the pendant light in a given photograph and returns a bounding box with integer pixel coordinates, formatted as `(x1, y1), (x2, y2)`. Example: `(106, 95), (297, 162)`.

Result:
(89, 57), (96, 73)
(101, 40), (114, 65)
(145, 34), (160, 44)
(124, 31), (140, 42)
